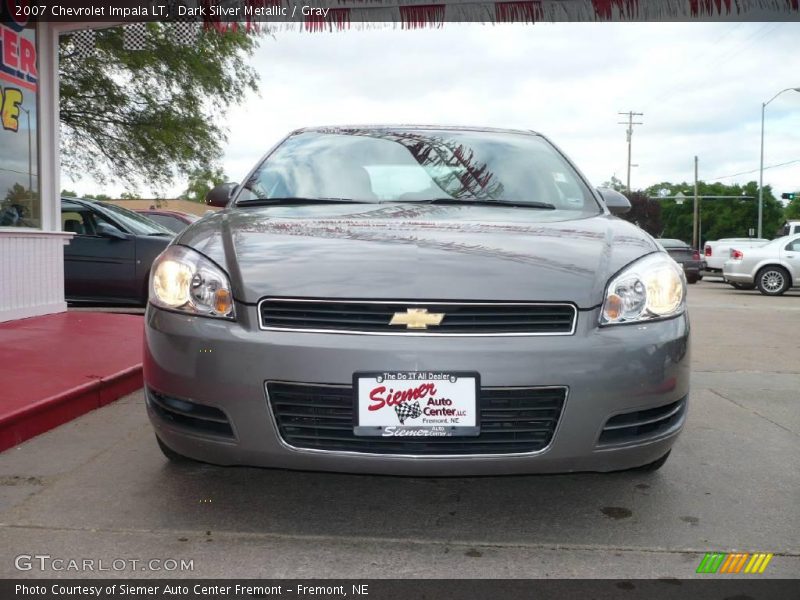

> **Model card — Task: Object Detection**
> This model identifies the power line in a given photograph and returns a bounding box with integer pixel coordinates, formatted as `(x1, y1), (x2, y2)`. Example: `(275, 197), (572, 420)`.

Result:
(617, 111), (643, 192)
(710, 159), (800, 181)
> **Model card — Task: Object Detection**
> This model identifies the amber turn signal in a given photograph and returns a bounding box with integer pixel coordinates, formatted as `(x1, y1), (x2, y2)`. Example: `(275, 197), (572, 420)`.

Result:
(214, 288), (233, 315)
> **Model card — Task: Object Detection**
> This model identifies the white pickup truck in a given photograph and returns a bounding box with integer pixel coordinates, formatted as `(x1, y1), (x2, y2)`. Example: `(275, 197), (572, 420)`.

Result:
(704, 238), (769, 272)
(777, 221), (800, 237)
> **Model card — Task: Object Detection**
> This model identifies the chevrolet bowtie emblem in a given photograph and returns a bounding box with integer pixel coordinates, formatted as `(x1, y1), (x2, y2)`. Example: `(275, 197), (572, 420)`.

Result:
(389, 308), (445, 330)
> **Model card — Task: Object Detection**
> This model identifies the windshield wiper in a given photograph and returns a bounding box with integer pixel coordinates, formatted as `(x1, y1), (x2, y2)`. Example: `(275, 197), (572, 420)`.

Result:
(412, 198), (556, 210)
(236, 197), (374, 207)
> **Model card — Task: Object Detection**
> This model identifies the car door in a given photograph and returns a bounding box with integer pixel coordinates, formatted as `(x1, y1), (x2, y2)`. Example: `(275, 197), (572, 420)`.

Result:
(62, 203), (137, 302)
(782, 237), (800, 286)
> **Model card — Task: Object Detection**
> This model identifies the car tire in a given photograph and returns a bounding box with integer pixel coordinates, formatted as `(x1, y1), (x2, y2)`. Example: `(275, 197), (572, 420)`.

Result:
(634, 450), (671, 472)
(156, 435), (194, 463)
(756, 266), (790, 296)
(687, 276), (698, 284)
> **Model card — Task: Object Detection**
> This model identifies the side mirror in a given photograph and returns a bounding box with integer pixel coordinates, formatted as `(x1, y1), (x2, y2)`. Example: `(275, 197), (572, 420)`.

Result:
(597, 188), (631, 215)
(206, 182), (238, 207)
(95, 222), (127, 240)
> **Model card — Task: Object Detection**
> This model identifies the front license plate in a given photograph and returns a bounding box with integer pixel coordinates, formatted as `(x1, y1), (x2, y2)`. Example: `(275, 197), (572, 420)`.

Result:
(353, 371), (480, 437)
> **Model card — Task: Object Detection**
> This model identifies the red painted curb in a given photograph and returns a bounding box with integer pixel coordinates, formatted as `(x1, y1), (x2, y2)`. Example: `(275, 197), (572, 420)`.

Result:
(0, 365), (143, 452)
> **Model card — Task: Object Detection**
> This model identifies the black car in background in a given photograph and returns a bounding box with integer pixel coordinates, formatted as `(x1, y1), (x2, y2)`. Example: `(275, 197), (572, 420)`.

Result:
(61, 198), (173, 305)
(657, 238), (704, 284)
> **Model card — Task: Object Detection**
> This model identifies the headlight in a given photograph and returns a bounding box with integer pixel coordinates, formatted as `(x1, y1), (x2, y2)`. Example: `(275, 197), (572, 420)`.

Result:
(600, 253), (685, 325)
(149, 245), (235, 319)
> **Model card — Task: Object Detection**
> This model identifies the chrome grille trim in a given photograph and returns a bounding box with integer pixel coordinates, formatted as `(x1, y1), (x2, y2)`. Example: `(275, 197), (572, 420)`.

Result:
(257, 298), (578, 336)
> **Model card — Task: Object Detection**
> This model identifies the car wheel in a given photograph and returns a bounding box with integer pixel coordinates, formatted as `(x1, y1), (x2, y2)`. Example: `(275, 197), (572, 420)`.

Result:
(687, 276), (698, 284)
(756, 266), (790, 296)
(156, 435), (194, 463)
(730, 282), (755, 290)
(635, 450), (671, 472)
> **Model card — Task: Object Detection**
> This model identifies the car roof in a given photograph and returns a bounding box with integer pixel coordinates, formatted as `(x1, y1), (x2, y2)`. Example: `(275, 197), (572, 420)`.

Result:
(657, 238), (688, 246)
(61, 197), (95, 209)
(292, 124), (543, 137)
(137, 209), (193, 217)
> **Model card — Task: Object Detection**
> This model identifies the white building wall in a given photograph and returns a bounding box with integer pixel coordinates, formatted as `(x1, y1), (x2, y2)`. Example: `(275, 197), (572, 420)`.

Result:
(0, 231), (70, 321)
(0, 22), (71, 323)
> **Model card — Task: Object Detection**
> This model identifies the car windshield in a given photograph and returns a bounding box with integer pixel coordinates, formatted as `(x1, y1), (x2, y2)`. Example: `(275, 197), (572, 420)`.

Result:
(98, 202), (174, 236)
(237, 129), (601, 215)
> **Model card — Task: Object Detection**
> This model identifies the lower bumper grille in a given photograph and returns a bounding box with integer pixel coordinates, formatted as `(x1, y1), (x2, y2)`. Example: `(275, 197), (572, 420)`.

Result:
(598, 397), (686, 446)
(266, 382), (565, 455)
(147, 388), (234, 439)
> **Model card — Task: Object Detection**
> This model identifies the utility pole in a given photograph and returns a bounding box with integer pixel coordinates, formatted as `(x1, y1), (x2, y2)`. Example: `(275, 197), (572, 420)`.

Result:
(618, 111), (643, 192)
(693, 156), (700, 251)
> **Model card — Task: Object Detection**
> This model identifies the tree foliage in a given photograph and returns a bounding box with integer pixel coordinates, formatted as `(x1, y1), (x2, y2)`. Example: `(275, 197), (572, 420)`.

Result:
(617, 191), (662, 236)
(643, 180), (784, 244)
(59, 24), (260, 189)
(181, 166), (227, 203)
(600, 175), (626, 192)
(5, 183), (28, 202)
(786, 196), (800, 220)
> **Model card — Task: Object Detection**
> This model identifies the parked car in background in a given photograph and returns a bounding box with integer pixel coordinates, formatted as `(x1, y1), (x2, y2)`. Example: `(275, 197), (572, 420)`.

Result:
(656, 239), (704, 284)
(62, 198), (174, 305)
(703, 237), (769, 273)
(776, 221), (800, 237)
(144, 125), (690, 475)
(723, 234), (800, 296)
(136, 209), (199, 233)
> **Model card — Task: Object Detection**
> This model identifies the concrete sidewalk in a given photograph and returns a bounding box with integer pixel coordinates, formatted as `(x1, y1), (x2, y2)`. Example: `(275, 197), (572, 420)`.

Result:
(0, 311), (143, 451)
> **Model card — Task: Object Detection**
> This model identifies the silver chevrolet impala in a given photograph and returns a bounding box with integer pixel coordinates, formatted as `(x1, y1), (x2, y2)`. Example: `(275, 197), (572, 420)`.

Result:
(144, 125), (690, 475)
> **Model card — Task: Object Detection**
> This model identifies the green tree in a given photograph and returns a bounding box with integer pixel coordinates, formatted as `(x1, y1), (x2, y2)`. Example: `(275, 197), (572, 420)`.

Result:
(5, 183), (29, 202)
(644, 181), (784, 244)
(61, 189), (78, 197)
(59, 24), (260, 188)
(786, 195), (800, 220)
(181, 166), (227, 203)
(601, 175), (626, 192)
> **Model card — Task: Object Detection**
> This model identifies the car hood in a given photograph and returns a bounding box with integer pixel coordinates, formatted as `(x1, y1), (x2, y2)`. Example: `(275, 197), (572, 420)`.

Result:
(176, 204), (659, 309)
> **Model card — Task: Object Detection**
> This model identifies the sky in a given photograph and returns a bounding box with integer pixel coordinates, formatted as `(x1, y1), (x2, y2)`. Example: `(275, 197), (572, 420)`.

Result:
(68, 21), (800, 199)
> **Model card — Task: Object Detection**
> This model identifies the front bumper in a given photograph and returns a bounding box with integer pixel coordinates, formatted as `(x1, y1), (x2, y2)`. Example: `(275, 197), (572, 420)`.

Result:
(144, 304), (690, 475)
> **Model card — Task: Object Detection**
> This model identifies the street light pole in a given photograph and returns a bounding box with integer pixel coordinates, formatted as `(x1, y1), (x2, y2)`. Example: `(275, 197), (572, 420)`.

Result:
(758, 87), (800, 238)
(693, 156), (699, 251)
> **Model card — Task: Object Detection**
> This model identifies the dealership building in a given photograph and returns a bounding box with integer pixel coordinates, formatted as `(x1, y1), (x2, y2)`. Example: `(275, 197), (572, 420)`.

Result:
(0, 0), (795, 323)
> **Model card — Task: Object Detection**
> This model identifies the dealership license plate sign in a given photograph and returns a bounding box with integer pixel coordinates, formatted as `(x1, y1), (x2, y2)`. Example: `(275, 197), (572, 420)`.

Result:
(354, 372), (479, 437)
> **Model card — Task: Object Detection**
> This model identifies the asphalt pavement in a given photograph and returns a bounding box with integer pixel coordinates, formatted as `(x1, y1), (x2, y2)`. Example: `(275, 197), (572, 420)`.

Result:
(2, 279), (799, 579)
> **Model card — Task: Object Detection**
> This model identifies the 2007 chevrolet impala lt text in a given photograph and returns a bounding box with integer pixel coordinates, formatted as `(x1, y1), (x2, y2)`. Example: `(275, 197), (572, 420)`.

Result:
(143, 125), (689, 475)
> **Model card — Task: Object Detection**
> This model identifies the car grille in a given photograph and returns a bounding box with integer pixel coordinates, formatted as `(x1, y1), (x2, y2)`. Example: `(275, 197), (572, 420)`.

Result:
(147, 388), (235, 439)
(598, 397), (686, 446)
(266, 382), (566, 455)
(258, 299), (577, 335)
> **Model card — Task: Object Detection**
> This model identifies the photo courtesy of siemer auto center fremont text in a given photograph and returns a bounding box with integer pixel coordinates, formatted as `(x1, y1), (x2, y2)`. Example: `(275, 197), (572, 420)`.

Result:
(0, 0), (798, 598)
